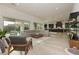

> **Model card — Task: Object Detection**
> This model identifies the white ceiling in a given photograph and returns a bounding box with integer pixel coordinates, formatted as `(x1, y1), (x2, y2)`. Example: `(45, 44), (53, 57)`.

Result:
(0, 3), (74, 23)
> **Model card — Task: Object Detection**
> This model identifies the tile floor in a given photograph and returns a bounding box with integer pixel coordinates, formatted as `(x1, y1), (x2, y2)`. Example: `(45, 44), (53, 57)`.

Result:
(10, 32), (70, 55)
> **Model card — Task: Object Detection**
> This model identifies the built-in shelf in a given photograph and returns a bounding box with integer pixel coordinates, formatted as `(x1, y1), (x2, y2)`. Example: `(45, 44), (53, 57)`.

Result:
(69, 12), (79, 49)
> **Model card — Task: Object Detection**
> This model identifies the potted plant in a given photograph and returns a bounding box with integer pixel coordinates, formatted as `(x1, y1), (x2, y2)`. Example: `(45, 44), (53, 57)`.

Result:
(0, 29), (9, 48)
(0, 29), (7, 39)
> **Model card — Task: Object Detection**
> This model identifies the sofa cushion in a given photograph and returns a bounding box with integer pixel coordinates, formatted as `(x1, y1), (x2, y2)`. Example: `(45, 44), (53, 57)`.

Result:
(5, 38), (11, 45)
(0, 40), (5, 53)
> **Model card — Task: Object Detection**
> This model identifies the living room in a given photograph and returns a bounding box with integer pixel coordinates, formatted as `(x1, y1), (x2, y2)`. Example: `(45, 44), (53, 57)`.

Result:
(0, 3), (79, 55)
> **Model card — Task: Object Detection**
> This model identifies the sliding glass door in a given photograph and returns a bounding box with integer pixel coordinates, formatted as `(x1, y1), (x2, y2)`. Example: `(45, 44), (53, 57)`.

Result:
(3, 17), (30, 36)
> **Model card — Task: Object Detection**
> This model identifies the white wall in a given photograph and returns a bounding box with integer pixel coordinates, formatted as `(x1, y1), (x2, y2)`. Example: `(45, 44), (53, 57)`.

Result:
(0, 5), (44, 30)
(29, 22), (35, 30)
(62, 22), (65, 29)
(0, 17), (4, 30)
(71, 3), (79, 12)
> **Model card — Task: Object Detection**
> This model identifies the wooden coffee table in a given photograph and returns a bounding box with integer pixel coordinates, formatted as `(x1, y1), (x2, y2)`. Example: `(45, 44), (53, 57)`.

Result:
(31, 33), (43, 38)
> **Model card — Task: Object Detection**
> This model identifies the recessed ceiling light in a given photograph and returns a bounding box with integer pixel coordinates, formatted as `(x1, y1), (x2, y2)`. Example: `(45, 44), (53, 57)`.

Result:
(56, 7), (59, 10)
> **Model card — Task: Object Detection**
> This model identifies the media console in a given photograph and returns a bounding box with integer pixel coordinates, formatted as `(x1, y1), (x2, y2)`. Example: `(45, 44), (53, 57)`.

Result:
(49, 28), (68, 32)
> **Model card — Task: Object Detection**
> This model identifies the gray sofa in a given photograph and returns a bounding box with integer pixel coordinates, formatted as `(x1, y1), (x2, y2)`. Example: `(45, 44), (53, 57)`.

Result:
(9, 36), (27, 44)
(20, 30), (49, 37)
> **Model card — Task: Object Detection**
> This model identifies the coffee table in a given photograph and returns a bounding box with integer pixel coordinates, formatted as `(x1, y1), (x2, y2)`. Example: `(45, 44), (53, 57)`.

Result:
(31, 33), (43, 38)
